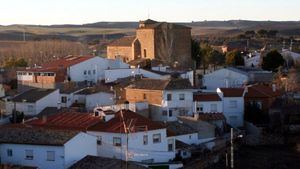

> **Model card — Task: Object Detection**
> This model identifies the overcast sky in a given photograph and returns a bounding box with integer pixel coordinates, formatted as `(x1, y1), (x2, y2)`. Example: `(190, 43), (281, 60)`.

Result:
(0, 0), (299, 25)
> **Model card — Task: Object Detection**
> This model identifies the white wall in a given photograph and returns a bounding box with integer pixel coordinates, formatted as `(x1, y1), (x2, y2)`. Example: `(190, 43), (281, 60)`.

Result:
(193, 101), (223, 113)
(88, 129), (176, 163)
(64, 132), (97, 168)
(35, 89), (60, 115)
(0, 144), (65, 169)
(203, 68), (248, 90)
(85, 92), (115, 111)
(104, 68), (169, 83)
(220, 96), (244, 128)
(14, 89), (59, 115)
(69, 57), (129, 83)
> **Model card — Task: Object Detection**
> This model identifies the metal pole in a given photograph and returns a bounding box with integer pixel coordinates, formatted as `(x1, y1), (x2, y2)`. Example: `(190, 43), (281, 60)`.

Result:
(226, 152), (228, 168)
(231, 128), (234, 169)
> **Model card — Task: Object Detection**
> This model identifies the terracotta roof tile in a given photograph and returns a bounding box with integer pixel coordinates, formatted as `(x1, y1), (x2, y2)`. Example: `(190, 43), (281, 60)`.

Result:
(197, 113), (226, 121)
(88, 109), (165, 133)
(245, 84), (283, 98)
(219, 88), (245, 97)
(26, 112), (102, 131)
(194, 93), (222, 102)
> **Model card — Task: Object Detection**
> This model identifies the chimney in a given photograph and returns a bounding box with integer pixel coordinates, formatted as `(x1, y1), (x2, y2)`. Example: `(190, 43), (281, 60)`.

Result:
(272, 84), (276, 92)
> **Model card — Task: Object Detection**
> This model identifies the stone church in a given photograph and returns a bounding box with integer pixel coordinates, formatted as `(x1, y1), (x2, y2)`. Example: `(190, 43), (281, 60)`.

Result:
(107, 19), (192, 68)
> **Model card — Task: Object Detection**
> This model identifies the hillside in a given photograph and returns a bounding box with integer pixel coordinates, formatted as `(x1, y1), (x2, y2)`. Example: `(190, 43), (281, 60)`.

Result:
(1, 20), (300, 42)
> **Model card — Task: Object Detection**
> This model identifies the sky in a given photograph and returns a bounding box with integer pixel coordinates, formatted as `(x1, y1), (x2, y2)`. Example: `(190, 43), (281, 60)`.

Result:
(0, 0), (299, 25)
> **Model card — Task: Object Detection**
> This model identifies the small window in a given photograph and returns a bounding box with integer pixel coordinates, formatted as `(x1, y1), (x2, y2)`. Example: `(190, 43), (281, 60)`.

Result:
(179, 94), (185, 100)
(93, 70), (96, 74)
(28, 73), (33, 76)
(168, 110), (173, 117)
(153, 134), (161, 143)
(61, 96), (67, 103)
(25, 150), (33, 160)
(113, 137), (121, 147)
(143, 93), (147, 100)
(229, 100), (237, 108)
(197, 104), (204, 112)
(143, 135), (148, 145)
(46, 151), (55, 161)
(144, 49), (147, 58)
(7, 149), (12, 157)
(88, 70), (91, 75)
(84, 70), (87, 75)
(162, 110), (168, 116)
(189, 135), (192, 139)
(168, 139), (174, 151)
(97, 136), (102, 145)
(167, 94), (172, 101)
(183, 151), (187, 156)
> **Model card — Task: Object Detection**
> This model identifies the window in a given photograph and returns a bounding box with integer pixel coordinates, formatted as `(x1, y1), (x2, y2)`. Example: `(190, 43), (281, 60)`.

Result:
(61, 96), (67, 103)
(143, 135), (148, 145)
(229, 100), (238, 108)
(179, 109), (186, 116)
(88, 70), (91, 75)
(93, 70), (96, 74)
(143, 49), (147, 58)
(183, 151), (187, 156)
(153, 134), (161, 143)
(7, 149), (12, 157)
(97, 136), (102, 145)
(197, 104), (204, 112)
(113, 137), (121, 147)
(167, 94), (172, 101)
(210, 104), (217, 112)
(162, 110), (168, 116)
(143, 93), (147, 100)
(189, 135), (192, 139)
(25, 150), (33, 160)
(84, 70), (87, 75)
(168, 110), (173, 117)
(46, 151), (55, 161)
(168, 139), (174, 151)
(179, 94), (185, 100)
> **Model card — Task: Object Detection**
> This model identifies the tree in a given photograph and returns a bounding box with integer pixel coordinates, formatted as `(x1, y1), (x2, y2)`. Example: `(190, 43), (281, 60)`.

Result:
(245, 30), (256, 37)
(191, 39), (201, 69)
(199, 43), (213, 74)
(15, 58), (28, 67)
(257, 29), (268, 38)
(4, 58), (28, 68)
(208, 49), (225, 70)
(225, 50), (245, 66)
(262, 50), (284, 71)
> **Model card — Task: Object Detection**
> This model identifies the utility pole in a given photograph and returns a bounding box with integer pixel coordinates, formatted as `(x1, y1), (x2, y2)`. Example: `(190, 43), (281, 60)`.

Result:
(231, 128), (234, 169)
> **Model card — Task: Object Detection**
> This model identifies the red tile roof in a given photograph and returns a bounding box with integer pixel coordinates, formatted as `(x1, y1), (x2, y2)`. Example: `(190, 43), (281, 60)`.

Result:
(24, 56), (94, 72)
(194, 93), (222, 102)
(219, 88), (245, 97)
(245, 84), (283, 98)
(88, 110), (166, 133)
(26, 112), (102, 131)
(197, 113), (226, 121)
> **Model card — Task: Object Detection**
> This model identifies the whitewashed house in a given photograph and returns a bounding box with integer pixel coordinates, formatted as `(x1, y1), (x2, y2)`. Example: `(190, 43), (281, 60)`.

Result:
(73, 86), (115, 111)
(17, 56), (129, 90)
(217, 88), (245, 128)
(104, 68), (170, 83)
(0, 126), (97, 169)
(87, 109), (176, 163)
(203, 67), (273, 90)
(9, 89), (59, 116)
(60, 86), (87, 108)
(125, 78), (195, 122)
(244, 52), (261, 68)
(193, 92), (223, 113)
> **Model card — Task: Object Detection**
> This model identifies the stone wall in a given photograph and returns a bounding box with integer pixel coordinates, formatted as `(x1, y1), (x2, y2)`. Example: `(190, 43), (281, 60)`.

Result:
(136, 29), (155, 59)
(107, 46), (133, 62)
(125, 88), (163, 105)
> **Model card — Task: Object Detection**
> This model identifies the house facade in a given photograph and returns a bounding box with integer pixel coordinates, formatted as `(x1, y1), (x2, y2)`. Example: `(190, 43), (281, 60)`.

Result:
(17, 56), (129, 90)
(0, 127), (97, 169)
(125, 78), (195, 122)
(9, 89), (59, 116)
(217, 88), (245, 128)
(203, 67), (273, 90)
(87, 109), (176, 163)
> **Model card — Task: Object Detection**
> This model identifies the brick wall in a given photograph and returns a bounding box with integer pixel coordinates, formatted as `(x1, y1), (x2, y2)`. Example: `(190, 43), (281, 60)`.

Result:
(125, 88), (163, 105)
